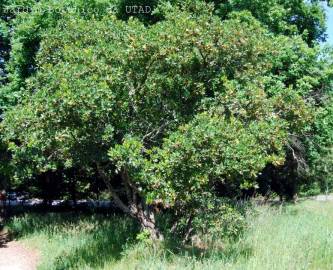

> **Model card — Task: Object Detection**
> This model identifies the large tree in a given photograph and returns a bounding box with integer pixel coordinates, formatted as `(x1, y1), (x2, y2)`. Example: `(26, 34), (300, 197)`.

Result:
(1, 3), (323, 238)
(0, 0), (332, 239)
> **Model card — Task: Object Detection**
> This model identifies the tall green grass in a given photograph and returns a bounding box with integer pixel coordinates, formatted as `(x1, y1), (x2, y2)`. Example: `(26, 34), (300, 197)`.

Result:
(7, 200), (333, 270)
(7, 213), (139, 269)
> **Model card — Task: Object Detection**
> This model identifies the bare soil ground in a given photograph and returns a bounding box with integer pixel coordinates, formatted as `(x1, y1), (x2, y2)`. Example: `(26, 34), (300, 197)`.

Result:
(0, 232), (38, 270)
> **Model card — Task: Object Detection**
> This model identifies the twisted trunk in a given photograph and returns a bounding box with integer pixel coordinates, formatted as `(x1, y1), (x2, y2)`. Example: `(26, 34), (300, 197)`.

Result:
(132, 200), (163, 241)
(97, 164), (163, 241)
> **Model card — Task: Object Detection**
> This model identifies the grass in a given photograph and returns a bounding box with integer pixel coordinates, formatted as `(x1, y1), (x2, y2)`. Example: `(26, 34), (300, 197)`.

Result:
(6, 199), (333, 270)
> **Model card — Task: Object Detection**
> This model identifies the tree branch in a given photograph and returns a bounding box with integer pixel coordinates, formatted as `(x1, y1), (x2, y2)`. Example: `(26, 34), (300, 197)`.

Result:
(96, 163), (133, 216)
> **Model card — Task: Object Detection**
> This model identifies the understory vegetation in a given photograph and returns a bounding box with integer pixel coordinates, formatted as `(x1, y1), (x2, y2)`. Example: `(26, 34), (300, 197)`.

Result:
(7, 200), (333, 270)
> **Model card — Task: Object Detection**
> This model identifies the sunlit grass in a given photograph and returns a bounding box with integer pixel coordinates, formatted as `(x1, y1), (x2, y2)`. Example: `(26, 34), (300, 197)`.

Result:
(6, 200), (333, 270)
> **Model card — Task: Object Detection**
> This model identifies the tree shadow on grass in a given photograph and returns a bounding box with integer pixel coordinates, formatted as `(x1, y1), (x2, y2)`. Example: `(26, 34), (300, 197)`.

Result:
(7, 212), (140, 269)
(160, 235), (253, 266)
(7, 212), (253, 269)
(56, 221), (141, 269)
(157, 221), (253, 266)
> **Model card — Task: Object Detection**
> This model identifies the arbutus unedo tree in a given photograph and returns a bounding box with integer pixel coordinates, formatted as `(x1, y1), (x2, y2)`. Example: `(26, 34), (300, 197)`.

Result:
(0, 1), (332, 240)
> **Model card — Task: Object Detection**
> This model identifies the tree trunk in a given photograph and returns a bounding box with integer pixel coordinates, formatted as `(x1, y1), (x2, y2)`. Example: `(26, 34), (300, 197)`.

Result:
(96, 164), (164, 241)
(0, 191), (6, 229)
(120, 169), (164, 240)
(0, 178), (8, 229)
(70, 178), (77, 208)
(135, 202), (164, 241)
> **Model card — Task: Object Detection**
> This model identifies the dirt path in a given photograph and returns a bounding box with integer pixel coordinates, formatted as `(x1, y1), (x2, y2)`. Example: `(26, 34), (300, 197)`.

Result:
(0, 241), (38, 270)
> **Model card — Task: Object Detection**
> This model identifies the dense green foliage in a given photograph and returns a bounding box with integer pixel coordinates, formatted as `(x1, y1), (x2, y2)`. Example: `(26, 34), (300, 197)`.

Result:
(0, 0), (332, 239)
